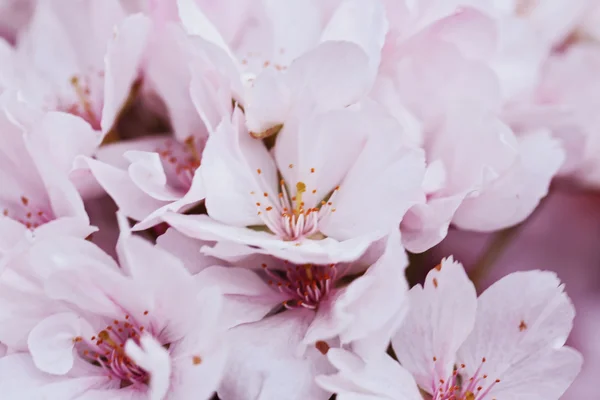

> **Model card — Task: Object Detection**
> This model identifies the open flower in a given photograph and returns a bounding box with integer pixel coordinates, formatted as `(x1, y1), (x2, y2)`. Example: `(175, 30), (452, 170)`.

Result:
(374, 6), (564, 252)
(168, 230), (411, 400)
(4, 0), (142, 132)
(73, 1), (215, 225)
(163, 105), (425, 264)
(318, 257), (582, 399)
(180, 0), (388, 137)
(0, 216), (228, 400)
(0, 91), (94, 272)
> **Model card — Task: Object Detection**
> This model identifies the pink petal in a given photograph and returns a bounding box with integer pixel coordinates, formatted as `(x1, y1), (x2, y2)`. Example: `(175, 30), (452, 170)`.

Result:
(453, 130), (565, 231)
(244, 69), (291, 135)
(317, 350), (422, 400)
(195, 266), (283, 330)
(401, 194), (465, 253)
(176, 0), (237, 62)
(392, 257), (477, 393)
(201, 114), (276, 227)
(125, 150), (184, 201)
(0, 354), (108, 400)
(155, 228), (219, 274)
(274, 108), (370, 208)
(28, 112), (101, 178)
(218, 310), (333, 400)
(101, 13), (151, 133)
(28, 312), (94, 375)
(144, 22), (205, 142)
(337, 230), (410, 352)
(457, 270), (581, 398)
(125, 335), (172, 400)
(320, 107), (426, 240)
(285, 41), (371, 113)
(321, 0), (388, 82)
(75, 156), (168, 222)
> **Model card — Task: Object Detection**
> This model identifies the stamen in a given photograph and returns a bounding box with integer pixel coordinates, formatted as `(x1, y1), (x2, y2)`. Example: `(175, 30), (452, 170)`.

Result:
(70, 76), (99, 127)
(74, 313), (163, 388)
(432, 357), (500, 400)
(262, 263), (342, 310)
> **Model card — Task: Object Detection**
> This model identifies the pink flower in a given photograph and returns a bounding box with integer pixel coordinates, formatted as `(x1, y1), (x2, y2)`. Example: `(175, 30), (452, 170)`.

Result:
(74, 2), (216, 226)
(0, 216), (227, 399)
(0, 92), (94, 272)
(0, 1), (155, 199)
(76, 134), (206, 230)
(318, 257), (582, 399)
(163, 105), (425, 264)
(522, 42), (600, 188)
(5, 1), (134, 131)
(173, 230), (410, 400)
(431, 188), (600, 398)
(375, 6), (564, 252)
(180, 0), (389, 137)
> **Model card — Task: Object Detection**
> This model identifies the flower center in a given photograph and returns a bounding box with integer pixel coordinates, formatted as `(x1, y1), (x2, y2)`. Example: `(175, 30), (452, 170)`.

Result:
(2, 196), (53, 230)
(262, 263), (342, 309)
(73, 312), (159, 387)
(64, 74), (102, 130)
(155, 137), (202, 192)
(252, 167), (339, 241)
(432, 358), (500, 400)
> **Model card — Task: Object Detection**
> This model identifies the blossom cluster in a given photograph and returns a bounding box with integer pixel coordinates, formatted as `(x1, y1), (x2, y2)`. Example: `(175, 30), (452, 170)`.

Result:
(0, 0), (594, 399)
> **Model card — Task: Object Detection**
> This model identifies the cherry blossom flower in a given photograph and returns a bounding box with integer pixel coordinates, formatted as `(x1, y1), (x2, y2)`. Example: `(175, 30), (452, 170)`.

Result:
(164, 230), (411, 400)
(520, 41), (600, 188)
(0, 91), (94, 272)
(163, 105), (425, 264)
(318, 257), (582, 399)
(4, 1), (133, 131)
(76, 134), (206, 230)
(179, 0), (389, 137)
(375, 5), (564, 252)
(0, 215), (227, 400)
(73, 0), (216, 226)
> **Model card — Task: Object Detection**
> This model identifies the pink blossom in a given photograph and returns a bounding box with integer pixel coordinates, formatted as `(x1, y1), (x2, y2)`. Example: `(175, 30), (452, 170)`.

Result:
(73, 2), (215, 226)
(431, 188), (600, 398)
(168, 230), (411, 400)
(0, 215), (227, 399)
(5, 1), (131, 131)
(162, 105), (425, 264)
(0, 92), (94, 272)
(76, 134), (206, 230)
(524, 42), (600, 187)
(318, 258), (582, 399)
(0, 1), (149, 199)
(179, 0), (389, 137)
(375, 6), (564, 252)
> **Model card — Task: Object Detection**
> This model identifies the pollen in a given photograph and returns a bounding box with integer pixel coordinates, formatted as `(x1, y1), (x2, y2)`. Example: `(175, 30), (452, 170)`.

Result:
(315, 341), (330, 355)
(192, 355), (202, 365)
(519, 320), (528, 331)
